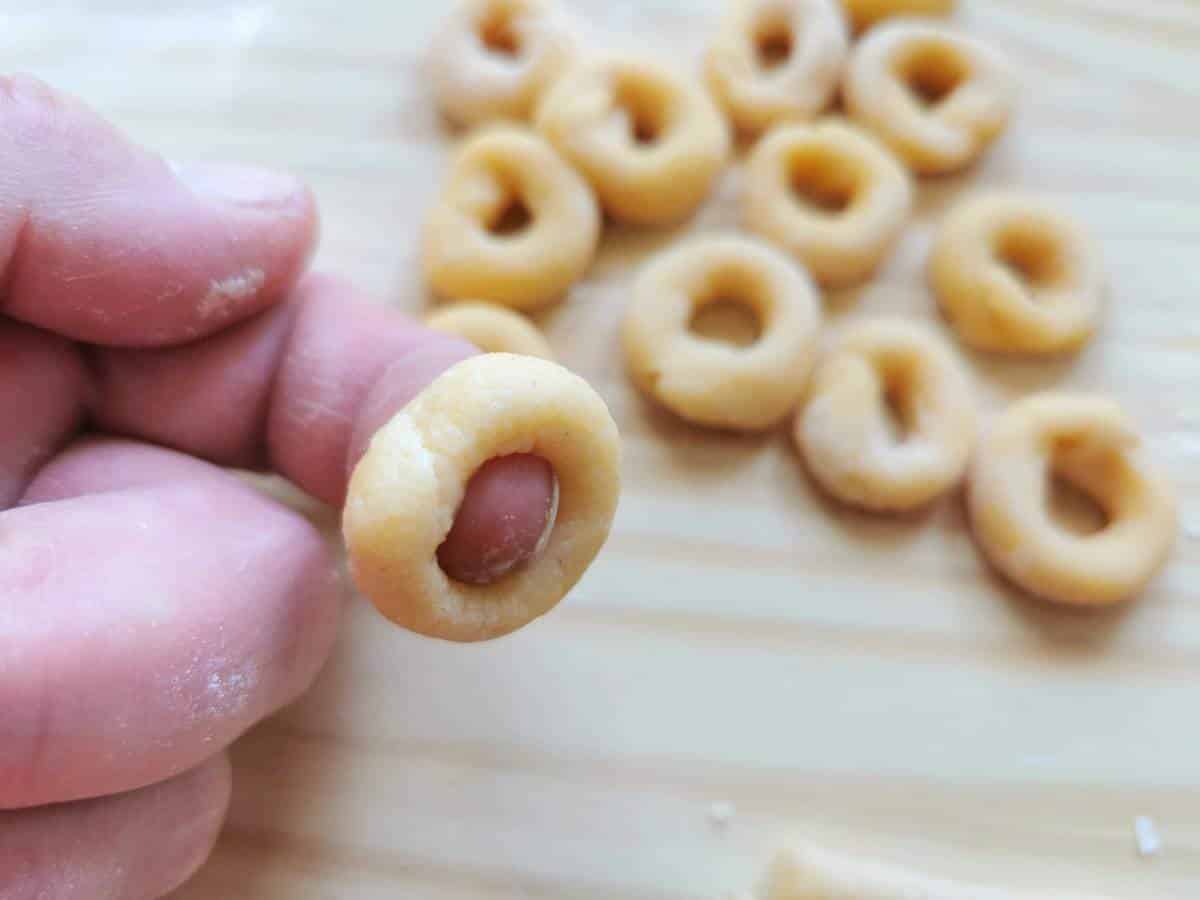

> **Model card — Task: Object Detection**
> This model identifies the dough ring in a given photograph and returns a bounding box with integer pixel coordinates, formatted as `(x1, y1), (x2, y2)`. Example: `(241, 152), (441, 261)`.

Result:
(430, 0), (576, 127)
(622, 234), (821, 431)
(705, 0), (848, 134)
(838, 0), (955, 33)
(344, 353), (621, 642)
(422, 126), (600, 310)
(929, 191), (1104, 354)
(535, 52), (731, 226)
(796, 317), (975, 511)
(743, 120), (913, 287)
(844, 20), (1016, 175)
(426, 301), (554, 359)
(968, 393), (1176, 607)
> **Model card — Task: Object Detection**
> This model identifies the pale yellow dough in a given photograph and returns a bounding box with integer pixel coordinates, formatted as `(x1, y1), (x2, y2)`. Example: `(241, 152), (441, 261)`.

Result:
(743, 120), (913, 287)
(344, 353), (621, 642)
(623, 234), (821, 431)
(535, 53), (731, 226)
(929, 191), (1104, 354)
(968, 393), (1176, 607)
(422, 126), (600, 310)
(705, 0), (849, 135)
(838, 0), (955, 33)
(426, 301), (554, 359)
(844, 20), (1016, 175)
(796, 318), (975, 511)
(430, 0), (576, 127)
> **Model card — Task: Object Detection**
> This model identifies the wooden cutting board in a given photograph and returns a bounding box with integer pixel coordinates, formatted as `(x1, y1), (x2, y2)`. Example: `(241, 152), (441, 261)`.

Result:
(9, 1), (1199, 896)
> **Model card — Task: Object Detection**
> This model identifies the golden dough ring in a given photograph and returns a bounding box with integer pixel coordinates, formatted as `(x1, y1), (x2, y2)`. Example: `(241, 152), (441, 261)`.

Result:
(622, 234), (822, 431)
(844, 20), (1015, 175)
(344, 353), (621, 642)
(429, 0), (576, 127)
(743, 120), (913, 288)
(704, 0), (849, 135)
(929, 192), (1104, 354)
(422, 126), (600, 310)
(837, 0), (955, 33)
(968, 393), (1176, 607)
(796, 317), (975, 511)
(426, 301), (554, 359)
(535, 52), (731, 226)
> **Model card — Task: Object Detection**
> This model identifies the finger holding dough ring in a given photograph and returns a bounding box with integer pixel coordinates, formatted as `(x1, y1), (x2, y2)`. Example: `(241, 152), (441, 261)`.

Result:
(344, 353), (621, 642)
(968, 392), (1176, 607)
(426, 301), (555, 359)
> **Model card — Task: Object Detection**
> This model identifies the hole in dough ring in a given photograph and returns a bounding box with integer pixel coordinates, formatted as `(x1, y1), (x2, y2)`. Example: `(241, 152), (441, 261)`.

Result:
(535, 53), (731, 226)
(344, 353), (621, 642)
(429, 0), (576, 127)
(929, 191), (1104, 355)
(704, 0), (849, 134)
(844, 20), (1015, 175)
(422, 126), (600, 310)
(796, 317), (975, 511)
(743, 120), (913, 288)
(968, 392), (1176, 607)
(838, 0), (955, 33)
(426, 301), (555, 359)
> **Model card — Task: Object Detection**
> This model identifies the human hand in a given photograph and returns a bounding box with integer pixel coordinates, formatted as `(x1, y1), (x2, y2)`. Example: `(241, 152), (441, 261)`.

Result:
(0, 75), (555, 898)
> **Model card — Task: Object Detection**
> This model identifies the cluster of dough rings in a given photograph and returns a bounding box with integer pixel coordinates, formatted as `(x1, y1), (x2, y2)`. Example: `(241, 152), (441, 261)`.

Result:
(929, 192), (1104, 354)
(429, 0), (575, 127)
(622, 234), (821, 431)
(838, 0), (955, 33)
(535, 53), (731, 226)
(704, 0), (848, 134)
(796, 318), (975, 511)
(422, 126), (600, 310)
(844, 20), (1016, 175)
(968, 393), (1176, 607)
(426, 301), (554, 359)
(344, 353), (621, 642)
(743, 120), (913, 287)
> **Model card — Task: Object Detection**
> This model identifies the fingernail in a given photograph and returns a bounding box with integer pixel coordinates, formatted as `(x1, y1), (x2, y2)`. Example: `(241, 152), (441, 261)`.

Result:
(171, 161), (305, 210)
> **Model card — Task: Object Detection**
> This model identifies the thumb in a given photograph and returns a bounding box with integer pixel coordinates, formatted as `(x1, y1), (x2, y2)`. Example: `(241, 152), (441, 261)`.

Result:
(0, 74), (316, 347)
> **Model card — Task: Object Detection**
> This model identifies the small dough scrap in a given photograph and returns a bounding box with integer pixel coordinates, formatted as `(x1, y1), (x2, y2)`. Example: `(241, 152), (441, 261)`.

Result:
(344, 353), (621, 642)
(427, 301), (554, 359)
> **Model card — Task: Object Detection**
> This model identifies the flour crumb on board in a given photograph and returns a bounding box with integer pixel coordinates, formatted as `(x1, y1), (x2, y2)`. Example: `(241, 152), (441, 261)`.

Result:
(708, 801), (736, 830)
(1134, 815), (1162, 857)
(198, 267), (265, 318)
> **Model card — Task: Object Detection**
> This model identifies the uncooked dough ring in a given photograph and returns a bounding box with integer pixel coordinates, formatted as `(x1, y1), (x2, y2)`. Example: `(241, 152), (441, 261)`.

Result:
(429, 0), (576, 127)
(838, 0), (955, 33)
(968, 393), (1176, 607)
(844, 19), (1015, 175)
(422, 126), (600, 310)
(705, 0), (848, 134)
(535, 52), (731, 226)
(426, 301), (554, 359)
(622, 234), (821, 431)
(929, 192), (1104, 354)
(796, 317), (975, 510)
(344, 353), (621, 642)
(743, 120), (913, 287)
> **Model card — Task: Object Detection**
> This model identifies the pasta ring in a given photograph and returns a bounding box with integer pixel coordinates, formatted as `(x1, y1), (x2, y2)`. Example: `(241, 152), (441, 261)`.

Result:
(968, 393), (1176, 607)
(344, 353), (621, 642)
(704, 0), (849, 134)
(843, 20), (1016, 175)
(422, 126), (600, 310)
(429, 0), (576, 127)
(796, 317), (975, 511)
(622, 234), (821, 431)
(929, 191), (1104, 354)
(426, 301), (554, 359)
(535, 53), (731, 226)
(743, 120), (913, 287)
(838, 0), (955, 33)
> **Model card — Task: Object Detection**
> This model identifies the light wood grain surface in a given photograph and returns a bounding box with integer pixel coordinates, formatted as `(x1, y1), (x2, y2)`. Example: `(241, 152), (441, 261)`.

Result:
(8, 1), (1200, 896)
